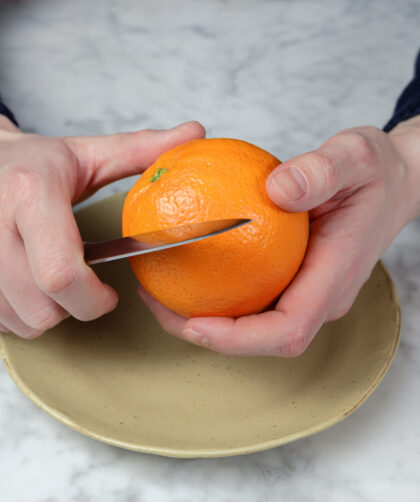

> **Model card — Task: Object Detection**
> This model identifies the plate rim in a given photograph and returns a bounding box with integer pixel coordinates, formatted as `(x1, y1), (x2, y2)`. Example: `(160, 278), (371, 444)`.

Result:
(0, 261), (401, 458)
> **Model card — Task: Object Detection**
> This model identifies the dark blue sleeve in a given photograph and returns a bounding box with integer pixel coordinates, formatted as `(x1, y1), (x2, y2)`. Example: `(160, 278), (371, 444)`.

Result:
(384, 50), (420, 132)
(0, 94), (18, 126)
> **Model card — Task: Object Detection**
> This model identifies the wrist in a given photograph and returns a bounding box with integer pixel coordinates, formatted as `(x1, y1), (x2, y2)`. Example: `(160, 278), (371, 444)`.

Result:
(388, 116), (420, 222)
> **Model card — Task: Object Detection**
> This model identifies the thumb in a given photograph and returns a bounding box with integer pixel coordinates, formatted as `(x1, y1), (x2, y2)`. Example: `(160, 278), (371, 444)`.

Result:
(66, 121), (205, 191)
(266, 133), (373, 212)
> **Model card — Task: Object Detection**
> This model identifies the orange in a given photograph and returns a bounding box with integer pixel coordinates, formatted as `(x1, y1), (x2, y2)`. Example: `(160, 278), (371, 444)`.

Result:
(122, 138), (309, 318)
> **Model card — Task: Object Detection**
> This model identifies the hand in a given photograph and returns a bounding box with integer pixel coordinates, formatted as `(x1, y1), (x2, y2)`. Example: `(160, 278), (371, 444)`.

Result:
(0, 118), (205, 338)
(138, 122), (420, 357)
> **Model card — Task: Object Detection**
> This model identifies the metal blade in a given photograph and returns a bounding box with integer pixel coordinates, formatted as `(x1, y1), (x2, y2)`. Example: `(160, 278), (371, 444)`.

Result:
(84, 218), (252, 265)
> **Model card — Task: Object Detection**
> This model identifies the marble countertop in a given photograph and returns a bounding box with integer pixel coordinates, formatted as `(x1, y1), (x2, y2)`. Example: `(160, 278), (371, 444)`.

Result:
(1, 1), (420, 500)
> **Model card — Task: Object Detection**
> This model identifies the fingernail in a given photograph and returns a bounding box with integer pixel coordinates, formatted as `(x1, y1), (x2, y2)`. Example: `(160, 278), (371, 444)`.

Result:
(171, 120), (205, 133)
(183, 328), (210, 348)
(168, 123), (185, 131)
(169, 121), (196, 131)
(271, 166), (307, 201)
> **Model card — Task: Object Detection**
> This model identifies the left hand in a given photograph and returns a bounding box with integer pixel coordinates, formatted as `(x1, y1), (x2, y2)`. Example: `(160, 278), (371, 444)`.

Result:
(0, 119), (204, 338)
(138, 124), (420, 357)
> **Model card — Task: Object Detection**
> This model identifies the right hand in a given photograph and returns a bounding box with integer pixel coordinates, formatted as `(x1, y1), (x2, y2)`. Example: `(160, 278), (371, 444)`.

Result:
(138, 120), (420, 357)
(0, 117), (205, 338)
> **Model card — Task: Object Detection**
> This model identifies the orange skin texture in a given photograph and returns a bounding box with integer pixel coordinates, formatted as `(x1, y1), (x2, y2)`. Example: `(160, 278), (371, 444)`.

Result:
(122, 138), (309, 318)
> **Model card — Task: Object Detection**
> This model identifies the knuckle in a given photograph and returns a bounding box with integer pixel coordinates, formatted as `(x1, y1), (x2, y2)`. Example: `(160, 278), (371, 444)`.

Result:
(279, 324), (312, 358)
(24, 303), (62, 332)
(328, 303), (353, 321)
(72, 288), (117, 322)
(72, 309), (95, 323)
(308, 151), (339, 191)
(1, 167), (44, 220)
(281, 340), (307, 358)
(341, 131), (376, 167)
(19, 327), (44, 339)
(12, 167), (43, 201)
(37, 262), (81, 295)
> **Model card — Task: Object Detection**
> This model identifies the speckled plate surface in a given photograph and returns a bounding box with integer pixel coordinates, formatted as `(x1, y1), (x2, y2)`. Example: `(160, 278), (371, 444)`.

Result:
(0, 193), (401, 458)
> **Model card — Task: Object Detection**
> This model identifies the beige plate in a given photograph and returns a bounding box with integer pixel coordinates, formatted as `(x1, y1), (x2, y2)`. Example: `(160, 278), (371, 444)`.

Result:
(0, 193), (401, 458)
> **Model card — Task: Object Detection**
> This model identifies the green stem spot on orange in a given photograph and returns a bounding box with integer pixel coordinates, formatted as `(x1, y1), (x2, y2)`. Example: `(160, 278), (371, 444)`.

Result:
(149, 167), (168, 183)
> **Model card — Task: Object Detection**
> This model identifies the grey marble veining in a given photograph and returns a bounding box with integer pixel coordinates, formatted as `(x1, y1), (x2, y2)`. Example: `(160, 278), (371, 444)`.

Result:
(1, 0), (420, 501)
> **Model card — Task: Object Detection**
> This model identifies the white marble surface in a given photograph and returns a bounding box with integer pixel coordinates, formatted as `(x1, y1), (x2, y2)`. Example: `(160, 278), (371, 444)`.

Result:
(1, 0), (420, 500)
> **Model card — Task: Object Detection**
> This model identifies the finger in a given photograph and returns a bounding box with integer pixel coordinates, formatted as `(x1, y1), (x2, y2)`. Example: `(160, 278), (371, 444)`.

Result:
(15, 180), (118, 321)
(137, 284), (187, 337)
(65, 121), (206, 195)
(266, 130), (377, 212)
(138, 231), (338, 357)
(0, 227), (69, 334)
(181, 307), (320, 357)
(0, 289), (38, 338)
(181, 225), (351, 357)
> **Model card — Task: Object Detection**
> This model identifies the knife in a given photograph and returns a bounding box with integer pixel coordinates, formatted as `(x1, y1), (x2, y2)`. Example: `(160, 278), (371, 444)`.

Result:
(83, 218), (252, 265)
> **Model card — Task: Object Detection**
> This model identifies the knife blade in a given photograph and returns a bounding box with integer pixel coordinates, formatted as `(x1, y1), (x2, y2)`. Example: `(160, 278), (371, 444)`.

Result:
(83, 218), (252, 265)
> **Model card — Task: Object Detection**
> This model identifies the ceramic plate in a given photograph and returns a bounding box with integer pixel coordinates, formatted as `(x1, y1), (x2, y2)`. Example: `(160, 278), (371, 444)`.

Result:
(0, 193), (401, 458)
